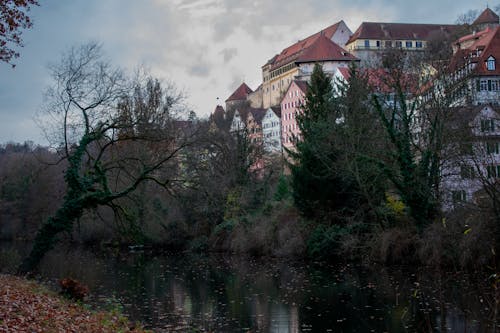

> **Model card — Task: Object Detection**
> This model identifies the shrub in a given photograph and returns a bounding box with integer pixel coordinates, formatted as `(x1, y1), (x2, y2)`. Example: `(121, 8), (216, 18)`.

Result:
(306, 224), (349, 259)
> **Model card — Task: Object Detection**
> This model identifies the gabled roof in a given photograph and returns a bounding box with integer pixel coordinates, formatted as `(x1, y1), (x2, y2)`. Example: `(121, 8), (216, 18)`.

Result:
(293, 80), (309, 93)
(265, 21), (352, 70)
(226, 83), (253, 102)
(347, 22), (458, 44)
(473, 8), (499, 26)
(295, 34), (358, 64)
(212, 105), (225, 117)
(248, 108), (267, 125)
(336, 67), (351, 81)
(270, 106), (281, 118)
(451, 26), (500, 75)
(233, 106), (268, 124)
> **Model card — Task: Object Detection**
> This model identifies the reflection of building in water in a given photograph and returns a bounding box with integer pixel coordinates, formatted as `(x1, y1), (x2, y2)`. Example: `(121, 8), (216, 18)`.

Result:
(269, 303), (299, 333)
(290, 305), (299, 333)
(171, 280), (193, 316)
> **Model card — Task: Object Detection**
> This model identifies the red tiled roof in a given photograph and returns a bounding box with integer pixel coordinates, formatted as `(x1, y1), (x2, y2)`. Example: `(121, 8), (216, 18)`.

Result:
(266, 21), (349, 70)
(347, 22), (458, 44)
(473, 8), (499, 26)
(337, 67), (351, 81)
(451, 26), (500, 76)
(364, 68), (417, 94)
(295, 34), (358, 63)
(226, 82), (253, 102)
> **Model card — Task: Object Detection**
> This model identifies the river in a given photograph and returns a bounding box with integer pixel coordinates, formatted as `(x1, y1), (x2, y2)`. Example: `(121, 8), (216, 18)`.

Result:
(0, 242), (498, 332)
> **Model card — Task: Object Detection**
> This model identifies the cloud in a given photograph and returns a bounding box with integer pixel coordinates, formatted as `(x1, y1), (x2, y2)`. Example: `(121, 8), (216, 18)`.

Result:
(220, 48), (238, 63)
(0, 0), (484, 144)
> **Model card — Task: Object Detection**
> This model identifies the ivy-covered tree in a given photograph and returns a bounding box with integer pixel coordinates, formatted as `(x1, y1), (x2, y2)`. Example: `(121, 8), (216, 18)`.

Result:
(19, 43), (193, 272)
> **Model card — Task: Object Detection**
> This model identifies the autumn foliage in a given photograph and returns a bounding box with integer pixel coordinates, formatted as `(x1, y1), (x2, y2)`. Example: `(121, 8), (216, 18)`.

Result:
(0, 274), (149, 332)
(0, 0), (38, 65)
(59, 278), (89, 301)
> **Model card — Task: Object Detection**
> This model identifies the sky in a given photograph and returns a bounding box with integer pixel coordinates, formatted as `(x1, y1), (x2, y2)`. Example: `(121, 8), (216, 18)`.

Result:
(0, 0), (488, 144)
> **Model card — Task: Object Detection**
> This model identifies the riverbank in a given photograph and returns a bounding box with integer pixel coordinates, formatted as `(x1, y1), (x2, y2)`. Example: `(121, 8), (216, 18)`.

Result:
(0, 274), (149, 332)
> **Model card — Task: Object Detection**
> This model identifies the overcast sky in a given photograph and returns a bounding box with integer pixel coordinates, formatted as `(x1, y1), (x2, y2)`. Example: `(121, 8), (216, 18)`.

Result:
(0, 0), (488, 144)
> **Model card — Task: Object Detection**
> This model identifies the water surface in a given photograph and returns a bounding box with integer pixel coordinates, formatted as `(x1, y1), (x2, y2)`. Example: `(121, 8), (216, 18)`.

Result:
(1, 242), (498, 332)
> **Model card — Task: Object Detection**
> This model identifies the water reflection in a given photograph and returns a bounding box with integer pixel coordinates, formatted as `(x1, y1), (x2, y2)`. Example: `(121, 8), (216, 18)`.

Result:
(0, 242), (498, 332)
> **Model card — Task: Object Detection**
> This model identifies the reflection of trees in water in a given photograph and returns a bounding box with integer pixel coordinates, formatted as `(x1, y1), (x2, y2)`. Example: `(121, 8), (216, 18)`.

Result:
(3, 243), (496, 332)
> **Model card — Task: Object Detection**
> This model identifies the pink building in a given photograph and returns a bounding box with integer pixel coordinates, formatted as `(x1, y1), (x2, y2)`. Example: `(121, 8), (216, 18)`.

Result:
(281, 80), (308, 151)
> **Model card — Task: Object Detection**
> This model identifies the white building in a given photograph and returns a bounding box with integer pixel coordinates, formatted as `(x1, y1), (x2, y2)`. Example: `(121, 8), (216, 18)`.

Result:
(261, 107), (281, 153)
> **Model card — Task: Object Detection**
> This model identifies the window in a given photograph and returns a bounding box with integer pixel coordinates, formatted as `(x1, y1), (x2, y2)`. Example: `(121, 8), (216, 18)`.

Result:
(364, 40), (370, 48)
(460, 165), (475, 179)
(487, 165), (500, 178)
(395, 41), (402, 48)
(376, 40), (381, 48)
(481, 119), (495, 132)
(487, 56), (496, 71)
(415, 41), (423, 48)
(479, 80), (488, 91)
(406, 41), (412, 48)
(492, 80), (499, 91)
(452, 190), (466, 204)
(487, 142), (499, 154)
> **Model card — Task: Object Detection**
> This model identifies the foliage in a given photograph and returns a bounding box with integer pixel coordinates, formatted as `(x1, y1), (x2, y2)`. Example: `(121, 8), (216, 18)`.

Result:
(306, 224), (349, 259)
(0, 0), (38, 65)
(0, 274), (149, 332)
(273, 175), (290, 201)
(290, 63), (360, 220)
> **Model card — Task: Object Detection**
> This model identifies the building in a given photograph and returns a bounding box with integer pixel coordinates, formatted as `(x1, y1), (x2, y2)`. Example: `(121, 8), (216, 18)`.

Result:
(281, 80), (308, 151)
(473, 7), (500, 31)
(449, 24), (500, 106)
(441, 104), (500, 210)
(262, 107), (282, 153)
(225, 82), (253, 111)
(261, 21), (355, 108)
(345, 22), (458, 63)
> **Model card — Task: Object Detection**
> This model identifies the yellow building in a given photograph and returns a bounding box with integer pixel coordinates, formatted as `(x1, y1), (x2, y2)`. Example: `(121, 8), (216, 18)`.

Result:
(261, 21), (352, 108)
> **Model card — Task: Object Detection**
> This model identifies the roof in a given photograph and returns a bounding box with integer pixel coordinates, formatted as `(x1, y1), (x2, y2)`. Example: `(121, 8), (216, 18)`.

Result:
(450, 26), (500, 75)
(266, 21), (354, 70)
(346, 22), (458, 44)
(364, 68), (418, 94)
(446, 104), (500, 128)
(233, 106), (267, 124)
(295, 34), (358, 64)
(293, 80), (309, 93)
(212, 105), (225, 117)
(226, 82), (253, 102)
(270, 106), (281, 118)
(473, 8), (499, 26)
(337, 67), (351, 81)
(249, 108), (267, 125)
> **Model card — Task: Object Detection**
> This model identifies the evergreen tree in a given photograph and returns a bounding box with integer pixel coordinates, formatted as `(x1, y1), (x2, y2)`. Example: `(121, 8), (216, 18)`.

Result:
(289, 64), (359, 220)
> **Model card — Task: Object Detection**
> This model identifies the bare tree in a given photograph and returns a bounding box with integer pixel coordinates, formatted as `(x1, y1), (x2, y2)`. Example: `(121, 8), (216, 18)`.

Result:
(19, 43), (193, 272)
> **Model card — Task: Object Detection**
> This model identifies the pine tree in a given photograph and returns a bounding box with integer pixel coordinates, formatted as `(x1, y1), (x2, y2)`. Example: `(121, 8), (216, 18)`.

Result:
(289, 64), (359, 220)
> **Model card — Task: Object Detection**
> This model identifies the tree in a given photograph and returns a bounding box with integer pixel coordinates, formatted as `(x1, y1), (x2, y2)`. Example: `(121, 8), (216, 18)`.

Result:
(19, 43), (192, 272)
(0, 0), (38, 66)
(290, 64), (360, 220)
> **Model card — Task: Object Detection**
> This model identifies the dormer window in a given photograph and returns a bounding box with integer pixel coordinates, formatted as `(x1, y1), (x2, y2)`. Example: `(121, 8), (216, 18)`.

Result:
(487, 56), (496, 71)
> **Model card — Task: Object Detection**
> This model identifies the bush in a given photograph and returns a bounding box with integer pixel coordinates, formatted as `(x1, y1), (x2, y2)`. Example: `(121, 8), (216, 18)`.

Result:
(306, 224), (349, 259)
